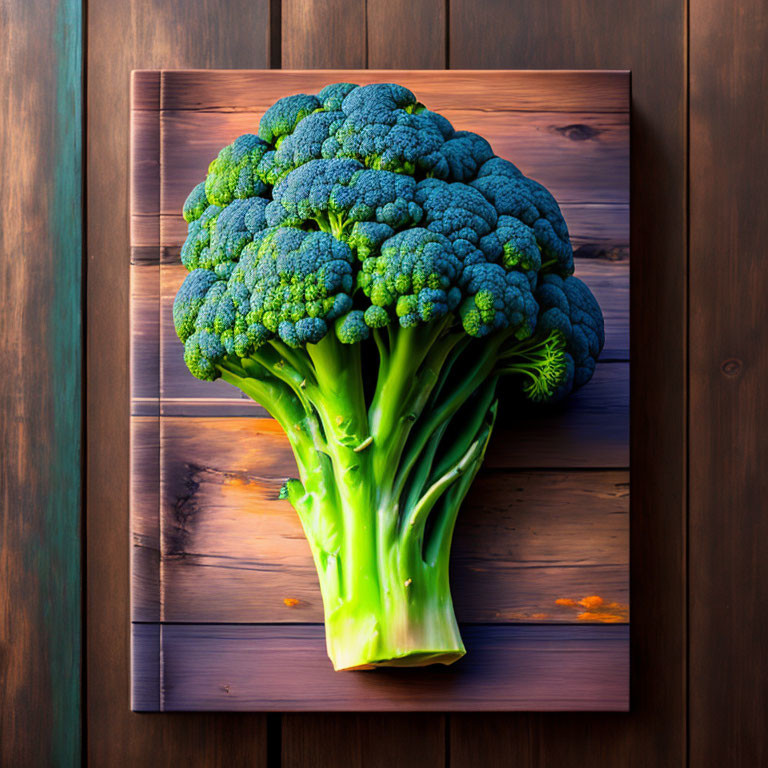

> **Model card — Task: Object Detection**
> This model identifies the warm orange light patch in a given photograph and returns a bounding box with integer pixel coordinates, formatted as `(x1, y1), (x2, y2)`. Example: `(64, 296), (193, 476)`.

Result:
(530, 613), (550, 620)
(555, 595), (629, 622)
(577, 610), (625, 623)
(283, 597), (300, 607)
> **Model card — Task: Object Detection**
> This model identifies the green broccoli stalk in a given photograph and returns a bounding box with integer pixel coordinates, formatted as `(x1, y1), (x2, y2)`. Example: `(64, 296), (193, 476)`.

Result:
(172, 83), (604, 670)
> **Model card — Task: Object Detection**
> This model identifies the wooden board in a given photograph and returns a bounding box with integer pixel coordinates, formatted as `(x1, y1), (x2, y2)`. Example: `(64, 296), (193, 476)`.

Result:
(689, 0), (768, 764)
(132, 624), (628, 712)
(130, 69), (629, 712)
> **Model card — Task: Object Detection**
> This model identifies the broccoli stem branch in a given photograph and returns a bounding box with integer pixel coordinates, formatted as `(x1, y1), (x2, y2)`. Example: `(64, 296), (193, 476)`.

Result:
(391, 330), (510, 505)
(424, 401), (498, 569)
(368, 319), (454, 491)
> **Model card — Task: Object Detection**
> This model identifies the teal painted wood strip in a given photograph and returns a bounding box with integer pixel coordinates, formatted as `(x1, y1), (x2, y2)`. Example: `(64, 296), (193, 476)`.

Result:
(47, 0), (83, 764)
(1, 0), (82, 765)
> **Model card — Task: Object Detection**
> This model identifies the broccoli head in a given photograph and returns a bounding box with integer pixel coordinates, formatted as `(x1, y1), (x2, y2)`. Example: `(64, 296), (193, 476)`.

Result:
(172, 82), (604, 671)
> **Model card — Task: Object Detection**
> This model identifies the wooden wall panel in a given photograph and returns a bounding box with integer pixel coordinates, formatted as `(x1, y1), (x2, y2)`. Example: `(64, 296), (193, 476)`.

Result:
(86, 1), (271, 765)
(689, 0), (768, 764)
(448, 0), (686, 766)
(0, 0), (82, 765)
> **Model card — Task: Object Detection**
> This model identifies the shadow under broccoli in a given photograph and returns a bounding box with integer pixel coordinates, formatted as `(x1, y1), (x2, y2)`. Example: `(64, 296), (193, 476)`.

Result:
(173, 82), (604, 670)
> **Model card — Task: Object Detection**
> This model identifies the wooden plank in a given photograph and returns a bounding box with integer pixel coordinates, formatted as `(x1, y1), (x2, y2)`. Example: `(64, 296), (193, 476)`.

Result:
(490, 364), (629, 468)
(689, 0), (768, 764)
(88, 2), (272, 765)
(151, 420), (628, 620)
(158, 107), (627, 220)
(159, 202), (628, 254)
(368, 0), (446, 69)
(282, 0), (366, 68)
(130, 76), (161, 251)
(0, 0), (82, 764)
(157, 624), (628, 711)
(281, 714), (446, 768)
(159, 69), (630, 113)
(131, 418), (161, 622)
(152, 259), (627, 409)
(448, 0), (685, 765)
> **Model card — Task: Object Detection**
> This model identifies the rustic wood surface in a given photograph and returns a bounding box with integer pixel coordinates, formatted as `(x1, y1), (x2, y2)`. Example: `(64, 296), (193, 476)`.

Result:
(61, 0), (752, 768)
(0, 0), (82, 765)
(150, 416), (629, 621)
(134, 624), (629, 712)
(129, 69), (629, 711)
(11, 0), (763, 761)
(689, 0), (768, 765)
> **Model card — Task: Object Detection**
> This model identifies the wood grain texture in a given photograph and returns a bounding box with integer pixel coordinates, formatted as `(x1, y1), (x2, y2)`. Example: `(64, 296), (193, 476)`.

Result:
(132, 623), (161, 710)
(367, 0), (446, 69)
(159, 69), (630, 112)
(87, 2), (271, 765)
(145, 413), (628, 621)
(448, 0), (686, 765)
(689, 0), (768, 764)
(281, 713), (446, 768)
(153, 624), (628, 711)
(0, 0), (82, 765)
(282, 0), (366, 68)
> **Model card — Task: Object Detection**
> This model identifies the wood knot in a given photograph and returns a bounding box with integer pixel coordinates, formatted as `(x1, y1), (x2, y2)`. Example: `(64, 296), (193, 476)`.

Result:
(721, 358), (742, 377)
(552, 123), (602, 141)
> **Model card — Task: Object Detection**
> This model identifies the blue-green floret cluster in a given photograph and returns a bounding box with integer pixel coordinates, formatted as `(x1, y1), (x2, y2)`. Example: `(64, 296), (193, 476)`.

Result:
(175, 81), (602, 403)
(171, 81), (607, 671)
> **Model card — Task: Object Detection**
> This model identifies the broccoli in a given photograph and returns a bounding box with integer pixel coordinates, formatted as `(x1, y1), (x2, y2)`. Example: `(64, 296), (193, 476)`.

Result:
(173, 83), (604, 671)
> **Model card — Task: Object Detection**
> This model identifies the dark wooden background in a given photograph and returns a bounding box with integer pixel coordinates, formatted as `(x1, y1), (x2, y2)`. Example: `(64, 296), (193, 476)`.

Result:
(2, 0), (766, 764)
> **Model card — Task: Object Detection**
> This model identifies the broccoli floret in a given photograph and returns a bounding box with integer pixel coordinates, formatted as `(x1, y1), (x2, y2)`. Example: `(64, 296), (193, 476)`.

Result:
(440, 130), (494, 182)
(472, 157), (574, 275)
(317, 82), (358, 110)
(205, 134), (270, 206)
(266, 158), (422, 237)
(183, 182), (209, 223)
(171, 81), (605, 672)
(480, 214), (541, 272)
(180, 205), (221, 270)
(258, 93), (321, 144)
(415, 177), (498, 245)
(359, 228), (462, 327)
(459, 262), (538, 339)
(326, 83), (448, 176)
(534, 273), (605, 389)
